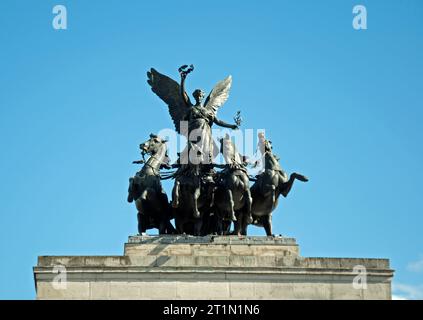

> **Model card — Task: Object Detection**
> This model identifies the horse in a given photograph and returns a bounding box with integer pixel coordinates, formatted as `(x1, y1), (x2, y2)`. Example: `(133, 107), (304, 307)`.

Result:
(212, 136), (253, 235)
(248, 139), (308, 236)
(127, 134), (175, 235)
(171, 161), (216, 235)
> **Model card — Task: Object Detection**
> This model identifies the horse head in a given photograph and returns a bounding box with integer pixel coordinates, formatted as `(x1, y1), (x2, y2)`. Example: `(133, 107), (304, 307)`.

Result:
(139, 133), (170, 166)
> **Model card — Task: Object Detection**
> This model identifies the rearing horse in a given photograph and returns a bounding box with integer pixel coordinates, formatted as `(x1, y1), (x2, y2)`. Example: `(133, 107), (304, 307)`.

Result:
(249, 139), (308, 236)
(171, 161), (215, 235)
(213, 136), (253, 235)
(127, 134), (175, 235)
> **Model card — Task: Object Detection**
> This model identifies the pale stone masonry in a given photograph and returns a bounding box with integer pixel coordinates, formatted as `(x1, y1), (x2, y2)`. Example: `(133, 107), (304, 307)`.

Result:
(34, 235), (394, 299)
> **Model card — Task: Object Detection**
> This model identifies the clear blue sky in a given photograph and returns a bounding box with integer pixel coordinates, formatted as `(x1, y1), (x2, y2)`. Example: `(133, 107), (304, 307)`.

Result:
(0, 0), (422, 299)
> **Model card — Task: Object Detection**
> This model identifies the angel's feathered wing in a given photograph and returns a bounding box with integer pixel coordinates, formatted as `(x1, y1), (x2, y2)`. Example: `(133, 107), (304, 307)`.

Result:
(147, 68), (190, 134)
(203, 75), (232, 116)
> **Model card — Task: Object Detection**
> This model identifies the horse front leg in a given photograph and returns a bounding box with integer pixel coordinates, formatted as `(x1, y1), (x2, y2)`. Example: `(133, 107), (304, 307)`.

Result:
(262, 214), (273, 236)
(193, 218), (203, 236)
(175, 212), (185, 234)
(280, 173), (308, 197)
(241, 218), (248, 236)
(233, 213), (243, 236)
(171, 181), (180, 208)
(209, 185), (216, 208)
(137, 212), (147, 235)
(244, 189), (253, 224)
(193, 186), (201, 218)
(267, 185), (276, 209)
(226, 189), (236, 222)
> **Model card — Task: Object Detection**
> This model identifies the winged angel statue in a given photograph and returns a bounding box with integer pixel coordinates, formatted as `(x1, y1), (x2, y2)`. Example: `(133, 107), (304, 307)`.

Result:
(127, 65), (307, 235)
(147, 65), (239, 167)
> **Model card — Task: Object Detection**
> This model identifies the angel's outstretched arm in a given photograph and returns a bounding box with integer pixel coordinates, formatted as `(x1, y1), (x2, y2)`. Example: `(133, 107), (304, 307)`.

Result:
(214, 117), (238, 130)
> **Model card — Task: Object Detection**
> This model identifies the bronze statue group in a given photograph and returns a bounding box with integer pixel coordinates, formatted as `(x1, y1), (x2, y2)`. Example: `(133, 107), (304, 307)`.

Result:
(127, 66), (308, 236)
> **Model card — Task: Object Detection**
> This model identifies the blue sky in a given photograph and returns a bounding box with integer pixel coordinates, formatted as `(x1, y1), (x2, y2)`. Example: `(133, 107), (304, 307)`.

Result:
(0, 0), (422, 299)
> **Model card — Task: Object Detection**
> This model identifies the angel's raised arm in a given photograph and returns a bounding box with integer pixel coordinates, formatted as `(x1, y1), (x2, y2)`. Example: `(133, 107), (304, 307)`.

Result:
(179, 74), (190, 107)
(178, 65), (194, 107)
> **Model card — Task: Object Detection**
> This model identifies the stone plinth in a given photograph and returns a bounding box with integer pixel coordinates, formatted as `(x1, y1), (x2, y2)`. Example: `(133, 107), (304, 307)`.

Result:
(33, 235), (394, 299)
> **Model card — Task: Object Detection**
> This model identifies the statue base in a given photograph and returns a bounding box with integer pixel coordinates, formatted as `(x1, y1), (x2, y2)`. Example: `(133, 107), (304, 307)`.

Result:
(34, 235), (393, 299)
